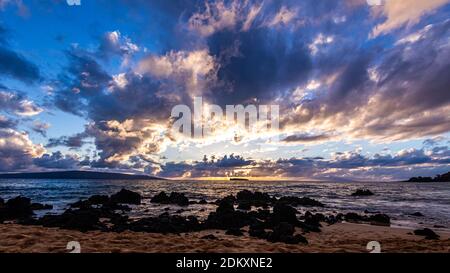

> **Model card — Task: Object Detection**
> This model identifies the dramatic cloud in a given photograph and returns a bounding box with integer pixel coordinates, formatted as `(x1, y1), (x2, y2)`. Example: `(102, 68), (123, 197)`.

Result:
(46, 132), (88, 149)
(53, 49), (111, 116)
(33, 151), (79, 170)
(97, 30), (139, 65)
(0, 128), (45, 171)
(157, 148), (450, 180)
(136, 49), (216, 96)
(0, 115), (17, 129)
(281, 20), (450, 141)
(206, 25), (311, 105)
(1, 0), (448, 179)
(158, 154), (255, 177)
(0, 23), (39, 82)
(30, 121), (50, 137)
(0, 46), (40, 83)
(52, 38), (218, 166)
(282, 133), (332, 144)
(0, 90), (43, 116)
(371, 0), (450, 37)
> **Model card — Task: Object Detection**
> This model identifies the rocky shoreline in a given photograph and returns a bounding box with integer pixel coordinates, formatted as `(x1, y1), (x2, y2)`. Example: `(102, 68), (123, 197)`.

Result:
(1, 188), (442, 246)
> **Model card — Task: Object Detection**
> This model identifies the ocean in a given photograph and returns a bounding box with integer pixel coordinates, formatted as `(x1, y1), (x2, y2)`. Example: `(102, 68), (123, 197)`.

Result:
(0, 179), (449, 230)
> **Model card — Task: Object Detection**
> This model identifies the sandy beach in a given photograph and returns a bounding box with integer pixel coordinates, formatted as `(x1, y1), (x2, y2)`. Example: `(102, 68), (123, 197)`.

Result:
(1, 223), (449, 253)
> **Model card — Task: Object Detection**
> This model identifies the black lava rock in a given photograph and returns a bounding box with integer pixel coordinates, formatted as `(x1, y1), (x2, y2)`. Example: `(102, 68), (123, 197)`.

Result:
(411, 212), (424, 217)
(216, 199), (235, 214)
(126, 213), (200, 234)
(34, 209), (105, 232)
(351, 189), (374, 196)
(236, 190), (272, 208)
(201, 234), (218, 240)
(344, 212), (367, 223)
(88, 195), (110, 205)
(225, 228), (244, 236)
(110, 189), (142, 205)
(150, 191), (189, 206)
(277, 196), (324, 207)
(0, 196), (34, 220)
(168, 192), (189, 206)
(270, 204), (298, 225)
(267, 222), (308, 245)
(204, 198), (251, 229)
(205, 211), (250, 230)
(249, 228), (269, 239)
(30, 203), (53, 210)
(369, 214), (390, 226)
(237, 201), (252, 210)
(214, 195), (236, 205)
(303, 211), (324, 228)
(248, 209), (271, 221)
(414, 228), (440, 240)
(364, 209), (381, 214)
(150, 191), (169, 203)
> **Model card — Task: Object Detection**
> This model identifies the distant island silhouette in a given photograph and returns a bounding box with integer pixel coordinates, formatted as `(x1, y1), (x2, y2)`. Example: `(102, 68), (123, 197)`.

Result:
(406, 172), (450, 182)
(229, 177), (250, 181)
(0, 170), (162, 180)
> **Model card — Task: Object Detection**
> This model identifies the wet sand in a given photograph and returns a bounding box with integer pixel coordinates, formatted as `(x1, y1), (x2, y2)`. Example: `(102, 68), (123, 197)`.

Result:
(1, 223), (449, 253)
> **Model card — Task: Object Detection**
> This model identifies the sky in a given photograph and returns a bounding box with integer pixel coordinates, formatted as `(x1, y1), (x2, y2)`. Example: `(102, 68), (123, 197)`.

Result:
(0, 0), (449, 181)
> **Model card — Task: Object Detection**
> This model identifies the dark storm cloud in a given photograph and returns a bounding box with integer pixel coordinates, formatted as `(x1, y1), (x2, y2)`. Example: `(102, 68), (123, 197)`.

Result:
(358, 20), (450, 139)
(282, 133), (331, 143)
(30, 121), (50, 137)
(0, 23), (40, 83)
(0, 146), (32, 171)
(86, 121), (143, 164)
(326, 53), (373, 110)
(33, 151), (79, 169)
(157, 161), (193, 177)
(328, 150), (433, 169)
(0, 115), (17, 129)
(158, 154), (256, 177)
(53, 49), (111, 116)
(206, 19), (312, 105)
(50, 0), (352, 166)
(52, 44), (191, 165)
(0, 46), (40, 83)
(64, 50), (112, 97)
(212, 154), (254, 167)
(54, 46), (188, 122)
(281, 19), (450, 140)
(88, 73), (180, 122)
(157, 147), (449, 179)
(158, 155), (316, 178)
(96, 31), (139, 61)
(117, 0), (205, 51)
(327, 147), (450, 170)
(432, 146), (450, 157)
(46, 132), (88, 149)
(423, 136), (446, 147)
(376, 21), (450, 110)
(0, 89), (42, 116)
(0, 128), (43, 172)
(43, 0), (450, 176)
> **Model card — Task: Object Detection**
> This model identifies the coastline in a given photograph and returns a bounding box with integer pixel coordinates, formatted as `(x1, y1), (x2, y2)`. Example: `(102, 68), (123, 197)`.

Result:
(1, 222), (449, 253)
